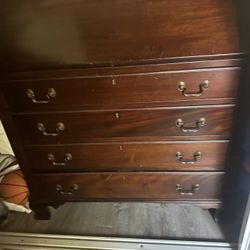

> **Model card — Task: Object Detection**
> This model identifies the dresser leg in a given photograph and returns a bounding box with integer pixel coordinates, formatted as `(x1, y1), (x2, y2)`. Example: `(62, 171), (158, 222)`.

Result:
(30, 201), (65, 220)
(209, 208), (223, 223)
(49, 202), (65, 210)
(30, 201), (51, 220)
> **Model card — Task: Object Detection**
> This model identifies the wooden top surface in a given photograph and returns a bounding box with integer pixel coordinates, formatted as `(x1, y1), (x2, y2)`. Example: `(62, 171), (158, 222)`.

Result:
(0, 0), (241, 71)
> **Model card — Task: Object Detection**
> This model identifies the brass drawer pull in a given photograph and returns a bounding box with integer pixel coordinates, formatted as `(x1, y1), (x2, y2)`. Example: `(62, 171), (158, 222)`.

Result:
(56, 184), (79, 195)
(176, 184), (200, 195)
(37, 122), (65, 136)
(176, 151), (202, 165)
(177, 80), (209, 97)
(48, 153), (72, 166)
(26, 88), (56, 103)
(176, 117), (206, 133)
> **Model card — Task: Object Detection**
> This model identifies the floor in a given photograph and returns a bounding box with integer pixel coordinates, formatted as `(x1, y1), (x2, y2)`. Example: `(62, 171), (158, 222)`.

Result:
(0, 202), (238, 242)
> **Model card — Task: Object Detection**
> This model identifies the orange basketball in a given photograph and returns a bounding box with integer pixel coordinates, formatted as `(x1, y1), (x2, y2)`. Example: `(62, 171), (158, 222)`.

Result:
(0, 170), (29, 205)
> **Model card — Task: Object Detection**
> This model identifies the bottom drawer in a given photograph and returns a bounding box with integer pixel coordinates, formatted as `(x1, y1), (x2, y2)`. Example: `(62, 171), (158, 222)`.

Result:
(31, 172), (224, 201)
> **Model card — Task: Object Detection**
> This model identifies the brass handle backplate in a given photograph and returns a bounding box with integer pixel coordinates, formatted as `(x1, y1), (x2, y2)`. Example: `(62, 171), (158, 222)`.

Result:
(56, 184), (79, 195)
(176, 117), (206, 133)
(26, 88), (56, 103)
(177, 80), (209, 97)
(48, 153), (72, 166)
(176, 151), (202, 165)
(37, 122), (65, 136)
(176, 184), (200, 195)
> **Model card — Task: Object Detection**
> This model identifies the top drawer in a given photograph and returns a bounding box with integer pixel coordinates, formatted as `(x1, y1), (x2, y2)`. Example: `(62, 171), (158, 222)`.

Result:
(2, 67), (240, 112)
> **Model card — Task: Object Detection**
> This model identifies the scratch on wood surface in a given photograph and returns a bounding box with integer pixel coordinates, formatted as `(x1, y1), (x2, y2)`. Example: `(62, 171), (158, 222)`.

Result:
(105, 174), (113, 182)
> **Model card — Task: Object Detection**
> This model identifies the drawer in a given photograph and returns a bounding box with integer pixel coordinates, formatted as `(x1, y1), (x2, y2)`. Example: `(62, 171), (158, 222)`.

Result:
(13, 106), (234, 144)
(31, 172), (225, 201)
(25, 141), (228, 172)
(2, 68), (240, 111)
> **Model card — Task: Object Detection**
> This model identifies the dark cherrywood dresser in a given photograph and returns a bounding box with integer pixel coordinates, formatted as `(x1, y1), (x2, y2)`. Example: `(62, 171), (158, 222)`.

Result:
(0, 0), (245, 219)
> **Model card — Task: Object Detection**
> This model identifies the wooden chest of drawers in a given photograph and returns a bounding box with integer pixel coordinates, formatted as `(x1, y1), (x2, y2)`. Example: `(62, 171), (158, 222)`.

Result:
(0, 0), (245, 218)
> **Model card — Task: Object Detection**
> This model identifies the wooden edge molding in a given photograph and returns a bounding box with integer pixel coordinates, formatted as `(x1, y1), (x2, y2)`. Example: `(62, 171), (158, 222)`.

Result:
(0, 232), (238, 250)
(0, 56), (245, 82)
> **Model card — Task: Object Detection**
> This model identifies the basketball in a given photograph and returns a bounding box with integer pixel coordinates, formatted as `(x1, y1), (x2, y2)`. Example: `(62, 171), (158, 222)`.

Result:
(0, 170), (29, 205)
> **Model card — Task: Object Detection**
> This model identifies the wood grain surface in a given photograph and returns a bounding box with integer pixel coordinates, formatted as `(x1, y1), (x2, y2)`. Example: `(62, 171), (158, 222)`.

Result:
(31, 172), (225, 201)
(13, 106), (235, 144)
(0, 0), (240, 70)
(2, 67), (240, 112)
(25, 141), (228, 172)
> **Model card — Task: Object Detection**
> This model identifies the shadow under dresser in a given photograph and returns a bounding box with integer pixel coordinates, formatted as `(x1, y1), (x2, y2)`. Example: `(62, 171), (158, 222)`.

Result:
(0, 0), (246, 219)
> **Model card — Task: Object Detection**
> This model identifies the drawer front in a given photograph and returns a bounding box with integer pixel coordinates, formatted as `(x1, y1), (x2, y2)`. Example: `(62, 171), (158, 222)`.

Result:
(31, 172), (224, 201)
(0, 0), (239, 71)
(25, 141), (228, 172)
(13, 106), (234, 144)
(3, 68), (240, 111)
